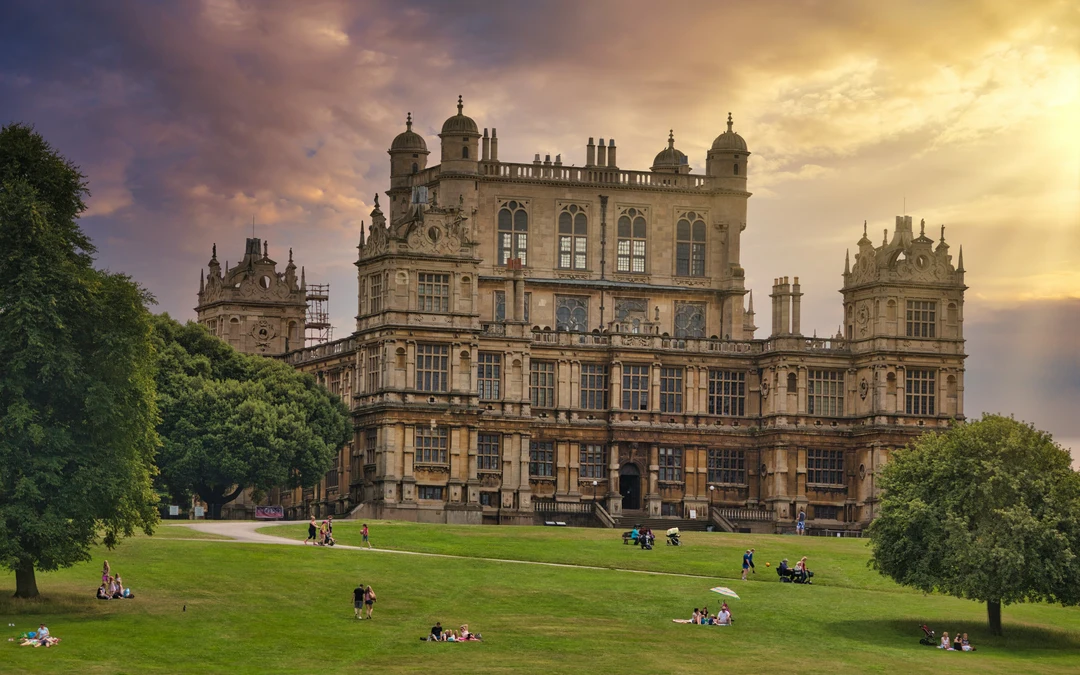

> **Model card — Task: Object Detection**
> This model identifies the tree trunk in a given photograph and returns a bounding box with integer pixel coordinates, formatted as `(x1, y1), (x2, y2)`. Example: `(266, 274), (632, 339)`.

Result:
(14, 561), (39, 599)
(987, 600), (1002, 635)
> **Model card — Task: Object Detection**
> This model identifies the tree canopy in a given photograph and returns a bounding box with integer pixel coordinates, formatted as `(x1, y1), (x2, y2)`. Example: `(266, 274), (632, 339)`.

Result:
(152, 314), (351, 518)
(868, 414), (1080, 634)
(0, 123), (160, 598)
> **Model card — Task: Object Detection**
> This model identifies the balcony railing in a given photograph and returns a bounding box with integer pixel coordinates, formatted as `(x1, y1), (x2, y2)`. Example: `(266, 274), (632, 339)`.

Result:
(478, 161), (719, 191)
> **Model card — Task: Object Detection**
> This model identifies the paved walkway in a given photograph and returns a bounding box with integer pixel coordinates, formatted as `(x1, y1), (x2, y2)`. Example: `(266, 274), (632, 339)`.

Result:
(171, 521), (719, 581)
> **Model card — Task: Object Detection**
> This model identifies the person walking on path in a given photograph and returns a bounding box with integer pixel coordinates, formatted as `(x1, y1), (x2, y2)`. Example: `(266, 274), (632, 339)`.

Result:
(741, 548), (756, 581)
(796, 509), (806, 535)
(306, 516), (318, 545)
(353, 583), (366, 619)
(363, 585), (376, 619)
(362, 523), (371, 548)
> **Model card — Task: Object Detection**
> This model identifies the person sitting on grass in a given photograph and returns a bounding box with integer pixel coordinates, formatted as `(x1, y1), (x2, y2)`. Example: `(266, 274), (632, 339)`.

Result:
(961, 633), (975, 652)
(691, 609), (701, 624)
(458, 624), (482, 641)
(717, 608), (732, 625)
(96, 584), (110, 600)
(445, 630), (457, 642)
(939, 632), (952, 650)
(953, 633), (963, 651)
(721, 601), (732, 623)
(429, 622), (443, 641)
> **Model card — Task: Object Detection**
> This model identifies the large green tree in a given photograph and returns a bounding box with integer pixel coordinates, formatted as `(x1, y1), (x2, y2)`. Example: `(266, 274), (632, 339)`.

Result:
(152, 315), (350, 519)
(0, 123), (160, 598)
(868, 414), (1080, 634)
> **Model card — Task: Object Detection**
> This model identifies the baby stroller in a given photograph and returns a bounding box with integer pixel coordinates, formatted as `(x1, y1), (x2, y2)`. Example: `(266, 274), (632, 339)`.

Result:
(918, 624), (936, 646)
(322, 532), (336, 547)
(666, 528), (682, 546)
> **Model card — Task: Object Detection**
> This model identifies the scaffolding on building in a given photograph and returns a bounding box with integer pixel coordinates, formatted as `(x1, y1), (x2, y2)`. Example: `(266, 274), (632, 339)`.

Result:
(305, 283), (333, 345)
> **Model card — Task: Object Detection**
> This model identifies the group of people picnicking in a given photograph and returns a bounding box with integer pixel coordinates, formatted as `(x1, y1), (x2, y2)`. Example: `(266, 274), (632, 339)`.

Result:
(423, 622), (482, 642)
(675, 603), (733, 626)
(96, 560), (134, 600)
(939, 630), (977, 651)
(14, 624), (59, 647)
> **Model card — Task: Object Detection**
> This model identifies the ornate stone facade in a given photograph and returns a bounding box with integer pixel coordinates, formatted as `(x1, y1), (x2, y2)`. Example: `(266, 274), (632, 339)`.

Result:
(258, 100), (967, 530)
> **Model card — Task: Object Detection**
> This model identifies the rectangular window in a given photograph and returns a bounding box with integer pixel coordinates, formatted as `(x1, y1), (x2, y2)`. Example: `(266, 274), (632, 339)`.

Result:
(479, 492), (496, 506)
(675, 216), (706, 277)
(708, 371), (745, 416)
(369, 273), (384, 314)
(807, 370), (844, 416)
(906, 300), (937, 338)
(366, 349), (381, 392)
(659, 447), (682, 482)
(580, 364), (609, 410)
(415, 426), (448, 464)
(415, 344), (449, 392)
(579, 444), (607, 479)
(328, 369), (342, 396)
(417, 272), (450, 313)
(807, 449), (844, 486)
(905, 369), (936, 415)
(418, 486), (444, 500)
(622, 365), (650, 411)
(364, 428), (377, 465)
(814, 504), (840, 520)
(477, 352), (502, 400)
(707, 449), (746, 485)
(529, 441), (554, 477)
(530, 361), (555, 408)
(616, 212), (647, 273)
(659, 367), (683, 413)
(478, 433), (501, 471)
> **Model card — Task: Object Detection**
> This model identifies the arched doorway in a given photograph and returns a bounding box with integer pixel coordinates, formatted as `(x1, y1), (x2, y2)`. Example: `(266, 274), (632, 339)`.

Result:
(619, 463), (641, 510)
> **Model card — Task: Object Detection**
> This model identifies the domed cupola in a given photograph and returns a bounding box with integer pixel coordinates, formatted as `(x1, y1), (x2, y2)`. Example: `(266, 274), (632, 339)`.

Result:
(389, 112), (430, 181)
(706, 112), (750, 182)
(439, 95), (481, 173)
(390, 112), (428, 152)
(440, 95), (480, 135)
(651, 130), (690, 174)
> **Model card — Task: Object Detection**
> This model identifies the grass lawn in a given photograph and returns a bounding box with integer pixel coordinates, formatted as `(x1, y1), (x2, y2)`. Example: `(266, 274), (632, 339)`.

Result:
(0, 522), (1076, 674)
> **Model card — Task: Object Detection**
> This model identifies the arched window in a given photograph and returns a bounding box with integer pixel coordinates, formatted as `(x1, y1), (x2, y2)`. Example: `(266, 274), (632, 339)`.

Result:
(462, 146), (469, 159)
(733, 163), (739, 175)
(411, 162), (418, 174)
(675, 212), (706, 276)
(558, 204), (588, 270)
(497, 200), (528, 266)
(616, 208), (647, 273)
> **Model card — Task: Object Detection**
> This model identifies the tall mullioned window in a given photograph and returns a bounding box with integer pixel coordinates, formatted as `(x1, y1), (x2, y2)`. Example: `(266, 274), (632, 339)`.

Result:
(555, 296), (588, 332)
(708, 371), (745, 416)
(415, 426), (448, 464)
(478, 433), (501, 471)
(494, 290), (530, 323)
(906, 300), (937, 338)
(415, 344), (449, 392)
(477, 352), (502, 400)
(579, 444), (607, 479)
(622, 365), (650, 411)
(905, 369), (936, 415)
(369, 273), (384, 314)
(675, 213), (706, 276)
(366, 348), (381, 392)
(364, 427), (377, 465)
(498, 200), (529, 266)
(529, 441), (554, 477)
(659, 367), (684, 413)
(580, 364), (609, 410)
(531, 361), (555, 408)
(558, 205), (588, 270)
(807, 370), (844, 416)
(616, 208), (647, 273)
(417, 272), (450, 312)
(807, 449), (844, 486)
(659, 447), (682, 482)
(708, 449), (745, 485)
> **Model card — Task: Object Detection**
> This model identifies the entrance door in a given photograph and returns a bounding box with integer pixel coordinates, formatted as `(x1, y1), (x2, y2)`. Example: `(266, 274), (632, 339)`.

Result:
(620, 464), (641, 511)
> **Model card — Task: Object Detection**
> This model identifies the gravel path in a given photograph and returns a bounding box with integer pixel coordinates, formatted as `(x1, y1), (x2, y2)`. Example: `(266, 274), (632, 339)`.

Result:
(170, 521), (719, 580)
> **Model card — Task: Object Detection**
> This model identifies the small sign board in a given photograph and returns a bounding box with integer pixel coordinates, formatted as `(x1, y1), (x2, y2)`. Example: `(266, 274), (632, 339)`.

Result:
(255, 505), (284, 520)
(689, 509), (697, 519)
(169, 505), (180, 516)
(194, 506), (205, 519)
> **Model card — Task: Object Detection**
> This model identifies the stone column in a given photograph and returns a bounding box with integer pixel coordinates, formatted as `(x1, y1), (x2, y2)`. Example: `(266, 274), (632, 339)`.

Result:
(611, 361), (623, 411)
(797, 366), (807, 415)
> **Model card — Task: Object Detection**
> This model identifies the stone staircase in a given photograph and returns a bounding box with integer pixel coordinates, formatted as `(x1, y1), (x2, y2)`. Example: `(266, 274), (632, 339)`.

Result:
(616, 510), (711, 533)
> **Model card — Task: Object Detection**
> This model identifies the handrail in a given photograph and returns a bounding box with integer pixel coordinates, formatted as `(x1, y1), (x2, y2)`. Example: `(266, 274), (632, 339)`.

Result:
(593, 502), (616, 529)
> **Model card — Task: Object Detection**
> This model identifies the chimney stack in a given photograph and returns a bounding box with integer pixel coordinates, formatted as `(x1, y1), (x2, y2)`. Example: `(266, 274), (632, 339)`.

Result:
(597, 139), (607, 166)
(607, 139), (617, 168)
(586, 137), (596, 167)
(490, 128), (499, 162)
(791, 276), (803, 335)
(482, 128), (490, 161)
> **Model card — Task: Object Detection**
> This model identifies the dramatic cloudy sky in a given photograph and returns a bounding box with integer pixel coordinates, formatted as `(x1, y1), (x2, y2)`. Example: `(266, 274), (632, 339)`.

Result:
(2, 0), (1078, 461)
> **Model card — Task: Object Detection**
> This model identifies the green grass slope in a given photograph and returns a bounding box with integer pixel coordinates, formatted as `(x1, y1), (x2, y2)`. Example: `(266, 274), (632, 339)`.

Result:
(0, 523), (1076, 674)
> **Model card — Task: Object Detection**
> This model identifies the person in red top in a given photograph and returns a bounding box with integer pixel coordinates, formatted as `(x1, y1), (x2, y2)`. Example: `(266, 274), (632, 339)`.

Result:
(362, 523), (371, 548)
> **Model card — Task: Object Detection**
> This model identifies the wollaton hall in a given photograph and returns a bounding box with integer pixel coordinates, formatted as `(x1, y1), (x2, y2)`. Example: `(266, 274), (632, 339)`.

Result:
(196, 99), (966, 533)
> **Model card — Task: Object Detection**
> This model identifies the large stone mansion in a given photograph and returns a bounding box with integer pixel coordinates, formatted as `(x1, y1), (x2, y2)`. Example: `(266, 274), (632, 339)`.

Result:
(196, 98), (967, 532)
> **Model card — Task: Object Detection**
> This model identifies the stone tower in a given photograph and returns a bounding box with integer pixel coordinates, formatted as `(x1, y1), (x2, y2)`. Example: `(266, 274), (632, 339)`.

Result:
(196, 237), (307, 355)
